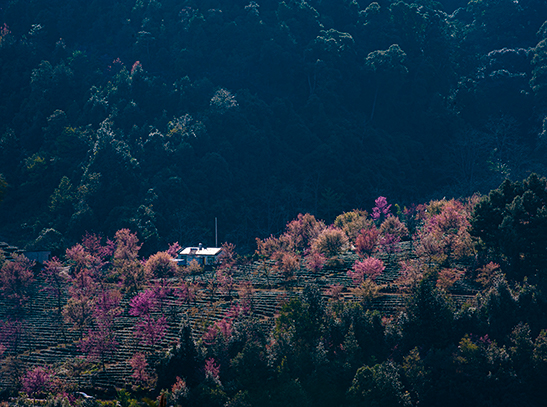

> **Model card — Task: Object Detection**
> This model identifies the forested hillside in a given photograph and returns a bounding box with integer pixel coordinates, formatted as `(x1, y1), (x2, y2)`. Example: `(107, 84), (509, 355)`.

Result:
(1, 0), (547, 254)
(3, 178), (547, 406)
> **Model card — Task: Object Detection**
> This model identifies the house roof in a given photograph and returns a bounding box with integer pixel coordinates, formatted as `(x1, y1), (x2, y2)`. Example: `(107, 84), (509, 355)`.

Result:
(179, 246), (223, 256)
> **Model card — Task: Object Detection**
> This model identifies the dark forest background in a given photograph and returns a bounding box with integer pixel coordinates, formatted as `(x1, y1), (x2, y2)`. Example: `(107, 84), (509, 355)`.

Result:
(1, 0), (547, 255)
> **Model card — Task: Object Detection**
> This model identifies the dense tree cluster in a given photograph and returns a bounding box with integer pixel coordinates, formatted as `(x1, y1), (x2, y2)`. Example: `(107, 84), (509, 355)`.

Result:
(1, 0), (547, 254)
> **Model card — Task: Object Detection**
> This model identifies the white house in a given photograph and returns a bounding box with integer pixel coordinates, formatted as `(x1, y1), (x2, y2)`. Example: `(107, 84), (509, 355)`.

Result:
(175, 243), (223, 266)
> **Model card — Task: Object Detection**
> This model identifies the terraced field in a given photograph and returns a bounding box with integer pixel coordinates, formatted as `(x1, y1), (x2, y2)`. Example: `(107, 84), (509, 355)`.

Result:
(0, 244), (478, 394)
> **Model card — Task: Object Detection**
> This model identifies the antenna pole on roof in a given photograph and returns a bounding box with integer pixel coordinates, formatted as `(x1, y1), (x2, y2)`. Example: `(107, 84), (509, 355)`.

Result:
(215, 217), (218, 247)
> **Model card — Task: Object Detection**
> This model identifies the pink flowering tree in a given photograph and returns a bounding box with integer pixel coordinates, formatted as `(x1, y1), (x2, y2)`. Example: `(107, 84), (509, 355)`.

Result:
(204, 358), (221, 384)
(0, 253), (36, 310)
(355, 228), (379, 257)
(305, 251), (326, 275)
(80, 232), (115, 283)
(129, 352), (154, 389)
(65, 236), (112, 285)
(167, 242), (182, 258)
(129, 289), (167, 349)
(63, 266), (97, 339)
(64, 234), (116, 338)
(274, 251), (300, 282)
(174, 281), (198, 309)
(325, 284), (344, 302)
(284, 213), (326, 253)
(81, 232), (115, 259)
(378, 233), (401, 262)
(348, 257), (385, 285)
(397, 259), (424, 292)
(65, 243), (92, 275)
(113, 229), (147, 293)
(201, 306), (241, 368)
(22, 366), (58, 398)
(371, 196), (391, 224)
(218, 242), (237, 270)
(420, 199), (474, 267)
(144, 251), (178, 313)
(79, 289), (122, 368)
(114, 229), (142, 261)
(202, 316), (233, 348)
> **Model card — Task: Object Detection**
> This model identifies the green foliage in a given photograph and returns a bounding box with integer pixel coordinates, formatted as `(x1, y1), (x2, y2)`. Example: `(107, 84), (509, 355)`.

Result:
(402, 271), (455, 350)
(311, 227), (348, 258)
(49, 176), (76, 214)
(0, 0), (544, 255)
(471, 174), (547, 284)
(347, 361), (410, 407)
(2, 3), (547, 402)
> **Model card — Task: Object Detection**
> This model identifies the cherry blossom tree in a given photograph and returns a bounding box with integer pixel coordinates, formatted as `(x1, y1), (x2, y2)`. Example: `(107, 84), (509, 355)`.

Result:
(0, 253), (36, 309)
(145, 251), (178, 311)
(437, 267), (466, 290)
(65, 243), (92, 275)
(476, 262), (503, 288)
(81, 232), (114, 282)
(284, 213), (326, 253)
(206, 276), (219, 304)
(65, 234), (114, 287)
(113, 229), (148, 292)
(325, 284), (344, 302)
(171, 376), (189, 404)
(130, 352), (154, 388)
(401, 199), (474, 292)
(218, 242), (237, 270)
(167, 242), (182, 258)
(334, 209), (373, 243)
(63, 268), (97, 339)
(185, 259), (203, 277)
(204, 357), (221, 384)
(22, 366), (58, 398)
(371, 196), (391, 223)
(378, 233), (401, 262)
(397, 259), (424, 292)
(348, 257), (385, 285)
(305, 250), (326, 275)
(81, 232), (114, 258)
(255, 234), (293, 259)
(174, 281), (197, 307)
(118, 259), (149, 293)
(356, 228), (380, 257)
(129, 289), (167, 348)
(274, 251), (300, 281)
(134, 315), (167, 348)
(419, 199), (474, 267)
(114, 229), (142, 261)
(80, 289), (122, 368)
